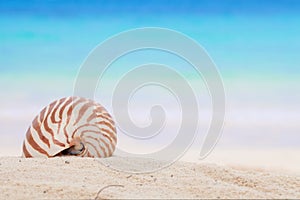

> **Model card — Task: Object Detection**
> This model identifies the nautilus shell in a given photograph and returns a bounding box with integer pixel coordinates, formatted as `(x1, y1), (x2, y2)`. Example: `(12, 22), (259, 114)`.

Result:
(22, 96), (117, 158)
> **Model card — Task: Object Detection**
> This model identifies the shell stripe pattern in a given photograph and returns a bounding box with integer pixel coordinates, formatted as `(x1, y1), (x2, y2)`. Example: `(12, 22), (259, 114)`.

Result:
(22, 96), (117, 158)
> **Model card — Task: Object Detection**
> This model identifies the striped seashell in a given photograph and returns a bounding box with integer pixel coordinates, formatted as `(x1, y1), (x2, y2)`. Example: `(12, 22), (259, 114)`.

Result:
(22, 96), (117, 158)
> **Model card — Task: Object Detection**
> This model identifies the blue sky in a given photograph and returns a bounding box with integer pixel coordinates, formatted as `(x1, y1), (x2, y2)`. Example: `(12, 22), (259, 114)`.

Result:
(0, 0), (299, 78)
(1, 0), (300, 15)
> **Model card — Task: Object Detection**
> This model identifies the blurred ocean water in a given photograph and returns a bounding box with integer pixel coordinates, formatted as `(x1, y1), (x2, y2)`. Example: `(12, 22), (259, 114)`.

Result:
(0, 1), (299, 156)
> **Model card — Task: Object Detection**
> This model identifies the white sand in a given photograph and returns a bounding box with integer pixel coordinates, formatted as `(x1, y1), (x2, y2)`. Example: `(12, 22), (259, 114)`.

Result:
(0, 156), (299, 199)
(183, 148), (300, 176)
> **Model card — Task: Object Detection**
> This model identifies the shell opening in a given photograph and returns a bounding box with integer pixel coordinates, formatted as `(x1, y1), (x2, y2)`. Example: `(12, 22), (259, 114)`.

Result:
(55, 142), (85, 156)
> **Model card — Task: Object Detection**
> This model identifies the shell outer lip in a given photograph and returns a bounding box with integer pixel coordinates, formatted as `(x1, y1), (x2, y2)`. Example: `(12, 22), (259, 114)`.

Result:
(69, 142), (85, 155)
(54, 142), (86, 157)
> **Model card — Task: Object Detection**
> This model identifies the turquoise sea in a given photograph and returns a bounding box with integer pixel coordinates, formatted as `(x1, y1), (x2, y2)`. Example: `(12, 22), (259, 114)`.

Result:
(0, 0), (300, 156)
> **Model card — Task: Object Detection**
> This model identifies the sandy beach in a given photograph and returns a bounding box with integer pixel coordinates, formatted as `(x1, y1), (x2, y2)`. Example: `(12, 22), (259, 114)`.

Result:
(0, 156), (299, 199)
